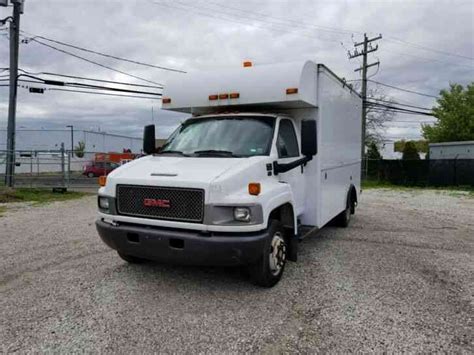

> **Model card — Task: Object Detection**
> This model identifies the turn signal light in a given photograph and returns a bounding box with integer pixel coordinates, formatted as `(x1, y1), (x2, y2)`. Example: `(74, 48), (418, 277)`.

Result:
(162, 97), (171, 104)
(248, 182), (261, 196)
(286, 88), (298, 95)
(243, 61), (252, 67)
(209, 94), (218, 100)
(99, 175), (107, 187)
(219, 93), (229, 99)
(230, 92), (240, 99)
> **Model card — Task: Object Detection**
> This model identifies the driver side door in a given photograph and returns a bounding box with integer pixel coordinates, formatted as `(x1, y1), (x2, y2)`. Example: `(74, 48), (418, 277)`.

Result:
(276, 119), (305, 215)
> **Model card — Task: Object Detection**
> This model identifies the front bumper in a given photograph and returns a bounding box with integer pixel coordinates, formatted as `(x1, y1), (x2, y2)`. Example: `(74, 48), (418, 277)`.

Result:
(96, 219), (268, 266)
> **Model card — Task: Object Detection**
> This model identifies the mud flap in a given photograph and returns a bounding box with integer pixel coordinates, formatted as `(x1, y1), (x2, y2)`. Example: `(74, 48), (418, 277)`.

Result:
(287, 234), (298, 262)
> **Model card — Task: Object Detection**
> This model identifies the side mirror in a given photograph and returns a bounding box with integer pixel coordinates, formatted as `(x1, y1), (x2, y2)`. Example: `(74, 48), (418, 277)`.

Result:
(301, 120), (317, 156)
(143, 125), (156, 155)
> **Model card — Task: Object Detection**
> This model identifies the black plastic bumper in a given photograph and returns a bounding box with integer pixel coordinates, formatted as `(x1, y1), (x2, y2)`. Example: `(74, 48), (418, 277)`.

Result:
(96, 219), (268, 266)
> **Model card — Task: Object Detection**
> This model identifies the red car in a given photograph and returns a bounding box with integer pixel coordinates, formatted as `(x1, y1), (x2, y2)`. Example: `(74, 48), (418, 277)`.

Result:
(83, 162), (119, 178)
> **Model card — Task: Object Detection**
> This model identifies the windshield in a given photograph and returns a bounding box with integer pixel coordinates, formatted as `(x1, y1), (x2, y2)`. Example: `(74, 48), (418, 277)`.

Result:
(160, 116), (275, 157)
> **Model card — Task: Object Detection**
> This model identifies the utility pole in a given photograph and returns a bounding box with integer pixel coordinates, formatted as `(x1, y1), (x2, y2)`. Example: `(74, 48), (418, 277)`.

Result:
(3, 0), (24, 187)
(348, 33), (382, 169)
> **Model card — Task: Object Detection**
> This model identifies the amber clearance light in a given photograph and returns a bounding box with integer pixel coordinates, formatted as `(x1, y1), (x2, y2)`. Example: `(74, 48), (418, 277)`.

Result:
(248, 182), (261, 196)
(209, 94), (219, 101)
(286, 88), (298, 95)
(99, 175), (107, 187)
(162, 97), (171, 104)
(243, 61), (253, 67)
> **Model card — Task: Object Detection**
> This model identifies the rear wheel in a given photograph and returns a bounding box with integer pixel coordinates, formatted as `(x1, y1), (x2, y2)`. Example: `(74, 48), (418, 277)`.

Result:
(336, 194), (353, 228)
(117, 251), (146, 264)
(249, 220), (287, 287)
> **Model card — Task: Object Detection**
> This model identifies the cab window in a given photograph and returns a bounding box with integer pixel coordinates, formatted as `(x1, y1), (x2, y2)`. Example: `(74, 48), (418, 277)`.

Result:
(277, 119), (299, 158)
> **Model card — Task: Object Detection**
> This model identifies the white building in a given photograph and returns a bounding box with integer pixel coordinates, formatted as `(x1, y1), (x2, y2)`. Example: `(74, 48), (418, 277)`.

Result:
(429, 141), (474, 159)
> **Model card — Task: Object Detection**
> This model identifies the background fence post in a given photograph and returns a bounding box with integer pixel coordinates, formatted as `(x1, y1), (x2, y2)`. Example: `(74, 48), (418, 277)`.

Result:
(61, 143), (66, 188)
(68, 150), (72, 188)
(30, 150), (33, 188)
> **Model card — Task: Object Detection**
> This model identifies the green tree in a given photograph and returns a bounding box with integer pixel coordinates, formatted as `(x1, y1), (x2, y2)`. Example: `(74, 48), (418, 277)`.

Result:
(422, 83), (474, 142)
(366, 142), (382, 160)
(402, 141), (420, 160)
(74, 141), (86, 158)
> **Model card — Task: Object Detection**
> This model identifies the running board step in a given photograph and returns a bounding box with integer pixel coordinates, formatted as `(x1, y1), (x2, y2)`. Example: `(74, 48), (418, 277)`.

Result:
(297, 225), (319, 240)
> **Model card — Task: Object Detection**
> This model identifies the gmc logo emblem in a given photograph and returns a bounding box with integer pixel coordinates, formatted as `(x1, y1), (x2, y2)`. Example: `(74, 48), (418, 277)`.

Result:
(143, 198), (171, 208)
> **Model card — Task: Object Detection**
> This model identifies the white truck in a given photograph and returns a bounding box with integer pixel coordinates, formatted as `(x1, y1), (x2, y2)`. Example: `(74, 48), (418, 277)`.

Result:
(96, 60), (362, 287)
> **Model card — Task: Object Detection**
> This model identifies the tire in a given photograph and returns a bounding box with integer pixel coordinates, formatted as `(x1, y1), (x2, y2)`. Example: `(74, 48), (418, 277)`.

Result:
(87, 172), (95, 178)
(117, 251), (146, 264)
(249, 220), (287, 287)
(336, 194), (352, 228)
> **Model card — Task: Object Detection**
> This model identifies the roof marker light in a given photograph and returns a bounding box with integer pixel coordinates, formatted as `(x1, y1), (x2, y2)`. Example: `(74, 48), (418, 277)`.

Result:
(243, 61), (252, 67)
(162, 97), (171, 104)
(286, 88), (298, 95)
(209, 94), (218, 100)
(229, 92), (240, 99)
(219, 93), (229, 100)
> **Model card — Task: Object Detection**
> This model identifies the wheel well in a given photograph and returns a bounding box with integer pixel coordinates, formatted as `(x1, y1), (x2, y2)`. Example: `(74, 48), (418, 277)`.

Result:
(269, 203), (295, 231)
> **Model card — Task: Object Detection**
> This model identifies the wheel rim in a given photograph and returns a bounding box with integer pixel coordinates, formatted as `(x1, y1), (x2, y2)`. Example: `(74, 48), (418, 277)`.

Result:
(268, 232), (286, 276)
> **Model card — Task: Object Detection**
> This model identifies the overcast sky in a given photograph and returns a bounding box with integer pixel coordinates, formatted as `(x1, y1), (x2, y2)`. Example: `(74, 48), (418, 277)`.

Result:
(0, 0), (473, 143)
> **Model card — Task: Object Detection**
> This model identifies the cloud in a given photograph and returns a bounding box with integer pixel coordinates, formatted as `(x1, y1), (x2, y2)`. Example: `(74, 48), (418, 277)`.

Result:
(0, 0), (472, 147)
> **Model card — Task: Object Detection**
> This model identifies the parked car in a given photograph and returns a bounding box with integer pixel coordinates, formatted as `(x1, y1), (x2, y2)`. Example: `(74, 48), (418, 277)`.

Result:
(83, 162), (119, 178)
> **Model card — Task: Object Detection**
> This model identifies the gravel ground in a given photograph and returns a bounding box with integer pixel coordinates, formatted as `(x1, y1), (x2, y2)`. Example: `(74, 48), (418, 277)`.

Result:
(1, 189), (473, 353)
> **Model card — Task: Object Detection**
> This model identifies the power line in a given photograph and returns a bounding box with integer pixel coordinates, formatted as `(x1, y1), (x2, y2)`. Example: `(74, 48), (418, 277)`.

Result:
(21, 30), (186, 73)
(17, 68), (163, 89)
(366, 98), (432, 111)
(368, 104), (434, 116)
(385, 37), (474, 61)
(196, 0), (359, 36)
(3, 76), (162, 97)
(26, 37), (164, 86)
(384, 120), (436, 123)
(382, 47), (474, 70)
(152, 0), (347, 44)
(368, 80), (439, 98)
(1, 75), (162, 97)
(154, 0), (473, 69)
(47, 88), (162, 100)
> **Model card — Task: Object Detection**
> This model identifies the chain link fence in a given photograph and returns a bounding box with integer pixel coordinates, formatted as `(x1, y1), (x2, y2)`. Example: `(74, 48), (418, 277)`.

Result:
(0, 147), (141, 190)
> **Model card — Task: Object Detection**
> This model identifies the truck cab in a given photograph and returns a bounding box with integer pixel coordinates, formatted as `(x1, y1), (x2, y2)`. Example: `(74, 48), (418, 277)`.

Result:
(96, 61), (362, 287)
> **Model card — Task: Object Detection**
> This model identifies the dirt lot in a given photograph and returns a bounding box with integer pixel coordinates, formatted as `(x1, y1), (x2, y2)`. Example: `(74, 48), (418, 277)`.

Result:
(1, 189), (473, 353)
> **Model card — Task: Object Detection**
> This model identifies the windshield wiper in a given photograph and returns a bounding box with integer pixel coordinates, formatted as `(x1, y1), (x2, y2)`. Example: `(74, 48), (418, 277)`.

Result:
(193, 149), (240, 157)
(157, 150), (189, 156)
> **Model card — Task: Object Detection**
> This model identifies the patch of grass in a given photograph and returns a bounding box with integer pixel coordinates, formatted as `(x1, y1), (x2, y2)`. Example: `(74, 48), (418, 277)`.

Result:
(0, 206), (6, 217)
(0, 188), (88, 205)
(362, 180), (474, 196)
(362, 180), (398, 189)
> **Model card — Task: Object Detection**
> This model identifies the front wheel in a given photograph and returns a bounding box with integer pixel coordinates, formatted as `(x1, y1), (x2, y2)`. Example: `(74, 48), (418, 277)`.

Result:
(249, 220), (287, 287)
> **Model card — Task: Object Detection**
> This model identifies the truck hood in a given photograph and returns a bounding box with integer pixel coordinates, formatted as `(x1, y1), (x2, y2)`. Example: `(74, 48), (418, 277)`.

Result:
(107, 155), (246, 188)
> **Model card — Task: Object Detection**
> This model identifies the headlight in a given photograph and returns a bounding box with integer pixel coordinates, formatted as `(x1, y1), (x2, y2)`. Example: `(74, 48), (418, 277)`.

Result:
(98, 196), (110, 210)
(233, 207), (251, 222)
